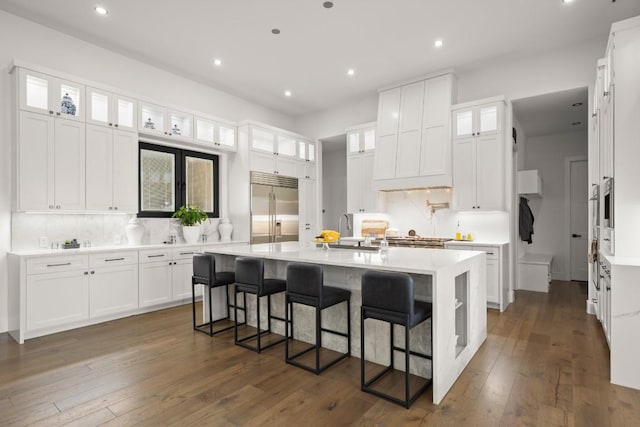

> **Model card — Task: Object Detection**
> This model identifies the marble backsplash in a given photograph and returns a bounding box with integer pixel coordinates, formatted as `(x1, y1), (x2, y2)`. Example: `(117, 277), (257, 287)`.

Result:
(11, 213), (223, 250)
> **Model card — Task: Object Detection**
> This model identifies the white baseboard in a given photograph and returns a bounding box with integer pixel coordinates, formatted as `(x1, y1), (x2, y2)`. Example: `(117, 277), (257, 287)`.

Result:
(586, 300), (597, 315)
(0, 317), (7, 334)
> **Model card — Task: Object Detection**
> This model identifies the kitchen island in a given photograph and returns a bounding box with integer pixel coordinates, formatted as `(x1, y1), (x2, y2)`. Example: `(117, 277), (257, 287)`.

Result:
(205, 241), (486, 404)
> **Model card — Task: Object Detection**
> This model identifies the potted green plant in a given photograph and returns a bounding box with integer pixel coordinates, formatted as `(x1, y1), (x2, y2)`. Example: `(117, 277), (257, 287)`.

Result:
(172, 205), (208, 244)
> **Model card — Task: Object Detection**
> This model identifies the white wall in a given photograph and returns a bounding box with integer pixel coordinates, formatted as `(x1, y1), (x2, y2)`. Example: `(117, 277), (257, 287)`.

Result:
(321, 144), (347, 231)
(0, 10), (296, 333)
(522, 130), (588, 280)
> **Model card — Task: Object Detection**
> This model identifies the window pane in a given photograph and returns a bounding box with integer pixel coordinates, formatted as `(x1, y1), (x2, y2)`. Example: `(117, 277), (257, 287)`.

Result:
(480, 106), (497, 133)
(26, 74), (49, 110)
(456, 110), (473, 137)
(185, 156), (214, 212)
(348, 132), (360, 153)
(140, 149), (175, 211)
(363, 129), (375, 150)
(91, 92), (109, 123)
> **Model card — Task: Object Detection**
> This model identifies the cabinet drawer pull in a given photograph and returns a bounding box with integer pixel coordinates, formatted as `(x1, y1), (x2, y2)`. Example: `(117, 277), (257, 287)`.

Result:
(179, 252), (195, 255)
(147, 254), (165, 258)
(47, 262), (72, 267)
(105, 257), (125, 262)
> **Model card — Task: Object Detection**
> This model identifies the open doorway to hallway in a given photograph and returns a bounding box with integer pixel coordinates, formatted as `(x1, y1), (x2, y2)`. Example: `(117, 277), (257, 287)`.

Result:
(512, 87), (589, 289)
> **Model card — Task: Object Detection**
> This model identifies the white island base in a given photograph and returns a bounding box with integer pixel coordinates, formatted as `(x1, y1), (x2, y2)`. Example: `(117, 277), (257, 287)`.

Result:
(205, 242), (487, 404)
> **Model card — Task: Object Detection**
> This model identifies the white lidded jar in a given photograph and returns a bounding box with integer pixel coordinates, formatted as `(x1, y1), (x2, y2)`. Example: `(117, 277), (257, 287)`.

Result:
(126, 217), (145, 246)
(218, 218), (233, 242)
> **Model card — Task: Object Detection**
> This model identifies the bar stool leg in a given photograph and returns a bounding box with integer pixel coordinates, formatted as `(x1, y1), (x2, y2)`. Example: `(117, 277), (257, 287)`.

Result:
(234, 290), (239, 343)
(316, 305), (321, 372)
(405, 324), (410, 408)
(285, 295), (291, 360)
(360, 310), (365, 390)
(390, 323), (395, 369)
(267, 294), (272, 332)
(209, 285), (213, 336)
(346, 300), (351, 356)
(256, 294), (261, 352)
(191, 279), (197, 331)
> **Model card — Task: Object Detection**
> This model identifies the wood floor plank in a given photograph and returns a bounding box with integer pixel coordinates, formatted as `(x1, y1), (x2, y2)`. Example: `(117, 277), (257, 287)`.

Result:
(0, 281), (638, 425)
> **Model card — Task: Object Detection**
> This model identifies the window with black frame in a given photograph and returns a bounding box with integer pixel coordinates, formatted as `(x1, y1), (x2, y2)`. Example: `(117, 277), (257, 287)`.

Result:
(138, 142), (219, 218)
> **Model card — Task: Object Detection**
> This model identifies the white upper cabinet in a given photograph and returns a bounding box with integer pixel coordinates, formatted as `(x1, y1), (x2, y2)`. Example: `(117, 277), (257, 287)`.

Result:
(454, 102), (500, 139)
(250, 127), (276, 153)
(452, 98), (505, 211)
(348, 126), (375, 156)
(86, 87), (137, 131)
(194, 117), (237, 151)
(19, 69), (85, 122)
(297, 140), (316, 163)
(138, 102), (194, 142)
(346, 123), (378, 213)
(373, 73), (455, 189)
(86, 124), (138, 212)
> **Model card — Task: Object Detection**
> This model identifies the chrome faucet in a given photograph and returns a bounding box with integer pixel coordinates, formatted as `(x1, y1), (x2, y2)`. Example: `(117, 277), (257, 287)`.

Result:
(338, 213), (352, 243)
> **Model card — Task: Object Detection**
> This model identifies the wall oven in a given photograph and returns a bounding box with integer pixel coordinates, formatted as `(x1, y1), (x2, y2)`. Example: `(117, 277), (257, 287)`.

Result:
(603, 178), (614, 228)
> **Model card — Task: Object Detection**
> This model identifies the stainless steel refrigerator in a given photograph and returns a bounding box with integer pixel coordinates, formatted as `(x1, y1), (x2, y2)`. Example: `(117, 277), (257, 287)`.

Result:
(250, 171), (299, 244)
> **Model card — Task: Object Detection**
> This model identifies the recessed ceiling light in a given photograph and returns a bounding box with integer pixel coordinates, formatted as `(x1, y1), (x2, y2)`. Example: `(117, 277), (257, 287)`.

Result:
(284, 90), (292, 97)
(434, 39), (444, 48)
(94, 6), (109, 15)
(562, 0), (575, 3)
(572, 102), (583, 107)
(212, 58), (223, 67)
(271, 28), (281, 35)
(347, 68), (355, 77)
(572, 121), (582, 126)
(323, 1), (334, 8)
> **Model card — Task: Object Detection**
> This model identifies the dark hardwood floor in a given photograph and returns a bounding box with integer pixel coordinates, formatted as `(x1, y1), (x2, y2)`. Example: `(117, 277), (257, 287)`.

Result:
(1, 281), (639, 426)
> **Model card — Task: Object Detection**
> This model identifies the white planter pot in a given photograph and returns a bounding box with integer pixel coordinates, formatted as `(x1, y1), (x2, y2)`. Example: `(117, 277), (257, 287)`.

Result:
(182, 225), (201, 244)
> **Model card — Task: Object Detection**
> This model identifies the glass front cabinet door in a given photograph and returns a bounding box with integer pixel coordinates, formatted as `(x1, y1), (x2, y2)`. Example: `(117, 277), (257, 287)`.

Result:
(19, 68), (85, 121)
(195, 117), (237, 151)
(87, 87), (137, 131)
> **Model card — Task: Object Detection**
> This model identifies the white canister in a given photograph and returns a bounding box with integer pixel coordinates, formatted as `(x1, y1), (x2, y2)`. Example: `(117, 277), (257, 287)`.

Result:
(126, 217), (145, 245)
(218, 218), (233, 242)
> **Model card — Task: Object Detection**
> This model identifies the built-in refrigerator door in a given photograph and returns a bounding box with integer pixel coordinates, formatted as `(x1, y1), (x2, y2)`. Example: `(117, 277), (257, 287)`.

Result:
(273, 185), (299, 242)
(251, 183), (273, 244)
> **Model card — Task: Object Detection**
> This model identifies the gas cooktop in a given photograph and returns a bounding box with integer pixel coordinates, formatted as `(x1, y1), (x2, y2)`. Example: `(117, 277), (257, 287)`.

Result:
(373, 236), (453, 248)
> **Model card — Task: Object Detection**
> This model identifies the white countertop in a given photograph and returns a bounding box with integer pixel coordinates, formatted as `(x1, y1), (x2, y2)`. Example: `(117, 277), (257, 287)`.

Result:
(601, 253), (640, 267)
(444, 240), (509, 247)
(9, 240), (248, 258)
(205, 241), (484, 275)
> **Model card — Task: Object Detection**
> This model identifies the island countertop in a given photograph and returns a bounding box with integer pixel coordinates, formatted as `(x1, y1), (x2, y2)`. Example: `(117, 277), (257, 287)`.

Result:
(204, 241), (484, 275)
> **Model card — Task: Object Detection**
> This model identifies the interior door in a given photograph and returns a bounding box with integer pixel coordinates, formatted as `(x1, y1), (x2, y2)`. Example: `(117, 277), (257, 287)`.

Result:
(570, 160), (589, 281)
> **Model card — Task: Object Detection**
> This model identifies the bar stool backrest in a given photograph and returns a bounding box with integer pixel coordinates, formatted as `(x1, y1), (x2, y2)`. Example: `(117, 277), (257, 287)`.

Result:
(193, 254), (215, 285)
(235, 257), (265, 288)
(286, 263), (323, 298)
(361, 270), (414, 315)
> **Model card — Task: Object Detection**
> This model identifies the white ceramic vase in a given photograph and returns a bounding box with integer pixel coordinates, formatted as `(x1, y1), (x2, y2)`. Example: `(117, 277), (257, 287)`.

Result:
(126, 217), (144, 246)
(218, 218), (233, 242)
(182, 225), (201, 244)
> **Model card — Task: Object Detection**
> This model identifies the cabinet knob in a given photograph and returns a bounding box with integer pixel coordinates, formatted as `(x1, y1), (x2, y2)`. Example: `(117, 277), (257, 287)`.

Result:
(114, 207), (118, 210)
(84, 271), (89, 275)
(56, 205), (61, 209)
(49, 110), (54, 115)
(49, 205), (54, 209)
(91, 271), (95, 275)
(109, 123), (113, 126)
(114, 124), (119, 127)
(56, 112), (61, 116)
(108, 207), (113, 210)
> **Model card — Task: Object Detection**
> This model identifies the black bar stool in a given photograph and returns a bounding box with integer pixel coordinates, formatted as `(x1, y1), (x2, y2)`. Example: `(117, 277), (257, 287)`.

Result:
(234, 257), (288, 353)
(360, 270), (433, 408)
(192, 254), (236, 336)
(285, 262), (351, 374)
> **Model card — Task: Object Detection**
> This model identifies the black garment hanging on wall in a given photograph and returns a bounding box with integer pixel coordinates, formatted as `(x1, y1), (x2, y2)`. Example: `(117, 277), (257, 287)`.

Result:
(519, 197), (535, 244)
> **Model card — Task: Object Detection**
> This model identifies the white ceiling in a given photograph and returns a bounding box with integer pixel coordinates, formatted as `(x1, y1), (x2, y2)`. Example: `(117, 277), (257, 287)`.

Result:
(1, 0), (639, 117)
(512, 87), (588, 138)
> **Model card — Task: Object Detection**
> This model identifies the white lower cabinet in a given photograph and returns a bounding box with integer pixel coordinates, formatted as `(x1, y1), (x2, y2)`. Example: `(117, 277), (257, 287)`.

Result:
(139, 260), (173, 308)
(88, 252), (138, 318)
(485, 258), (499, 304)
(26, 269), (89, 331)
(138, 248), (198, 307)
